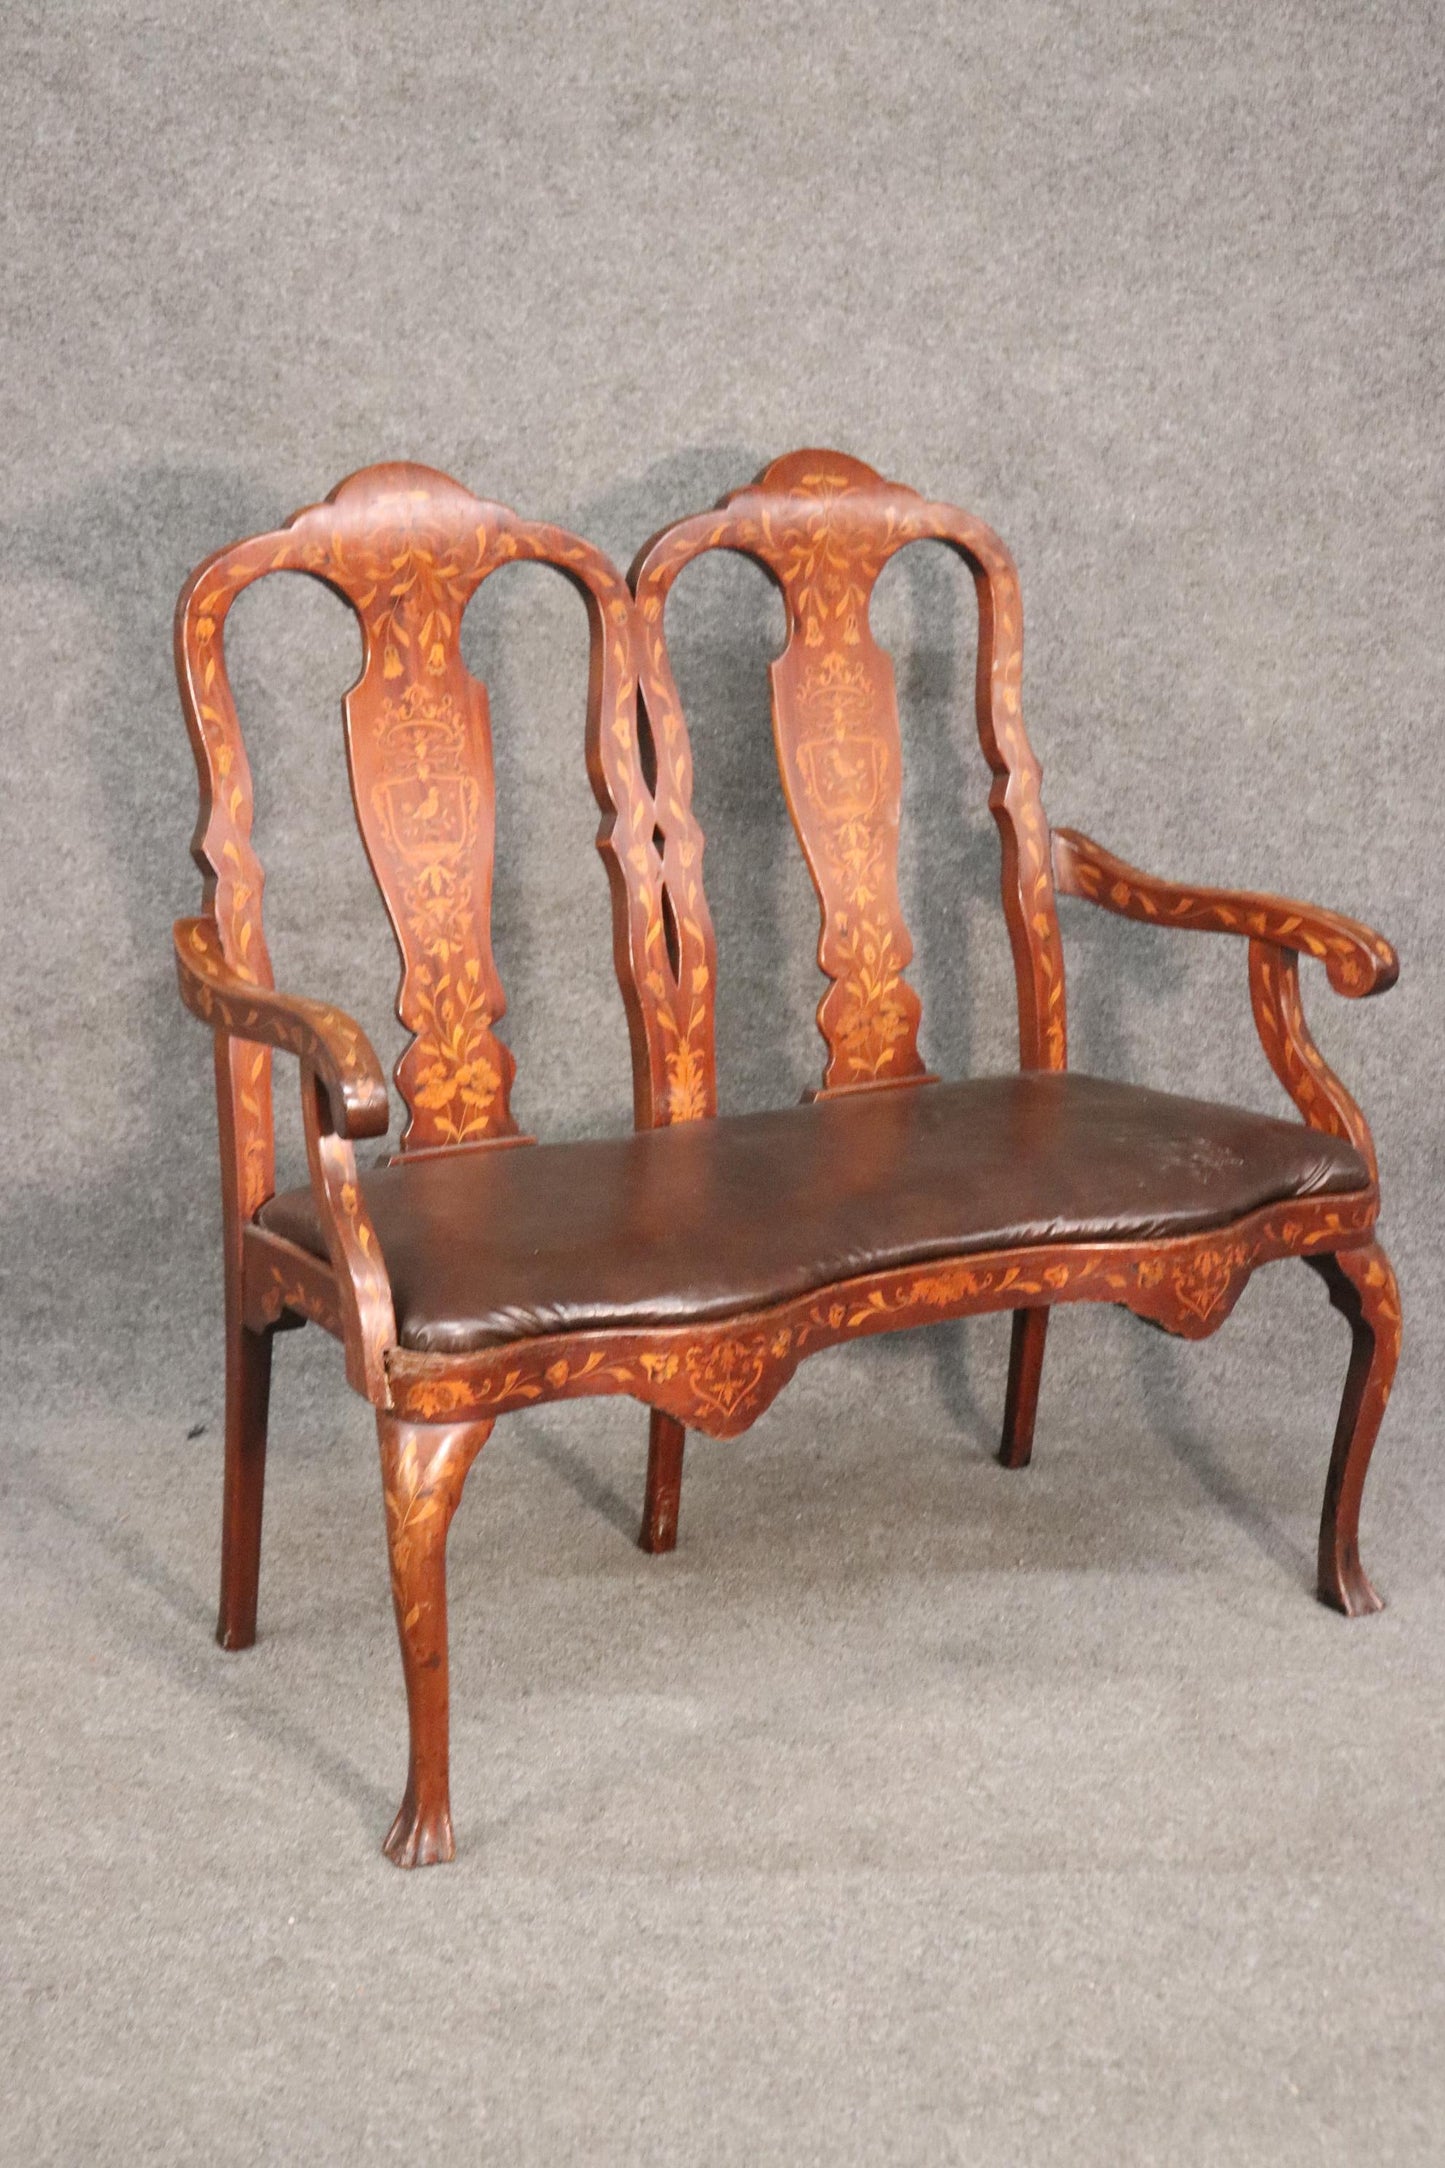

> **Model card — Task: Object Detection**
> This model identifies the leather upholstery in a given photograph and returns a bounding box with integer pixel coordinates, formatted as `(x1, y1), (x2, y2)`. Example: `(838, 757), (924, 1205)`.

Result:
(258, 1074), (1370, 1356)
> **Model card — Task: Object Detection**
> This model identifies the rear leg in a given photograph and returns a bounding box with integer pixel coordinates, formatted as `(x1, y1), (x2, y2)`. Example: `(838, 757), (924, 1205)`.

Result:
(1305, 1242), (1400, 1617)
(216, 1319), (275, 1650)
(999, 1307), (1049, 1469)
(640, 1411), (685, 1554)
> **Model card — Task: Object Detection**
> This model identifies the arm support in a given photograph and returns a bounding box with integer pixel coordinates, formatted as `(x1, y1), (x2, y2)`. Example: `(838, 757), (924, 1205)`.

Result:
(174, 916), (390, 1140)
(175, 916), (397, 1400)
(1052, 829), (1398, 997)
(1052, 830), (1396, 1185)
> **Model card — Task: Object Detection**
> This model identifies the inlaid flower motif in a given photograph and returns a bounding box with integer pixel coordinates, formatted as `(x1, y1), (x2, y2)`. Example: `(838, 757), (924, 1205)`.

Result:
(665, 1038), (709, 1121)
(684, 1337), (771, 1420)
(1172, 1245), (1245, 1325)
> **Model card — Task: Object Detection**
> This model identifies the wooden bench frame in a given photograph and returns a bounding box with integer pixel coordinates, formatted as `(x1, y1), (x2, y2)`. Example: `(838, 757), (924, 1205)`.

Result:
(174, 453), (1399, 1867)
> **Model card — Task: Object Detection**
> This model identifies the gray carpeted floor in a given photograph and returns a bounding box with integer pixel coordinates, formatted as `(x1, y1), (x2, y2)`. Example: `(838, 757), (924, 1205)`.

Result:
(4, 1304), (1442, 2163)
(3, 0), (1442, 2156)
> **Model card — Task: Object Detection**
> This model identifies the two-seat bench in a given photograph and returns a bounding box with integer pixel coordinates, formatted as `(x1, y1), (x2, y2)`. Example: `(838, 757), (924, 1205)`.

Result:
(174, 451), (1399, 1867)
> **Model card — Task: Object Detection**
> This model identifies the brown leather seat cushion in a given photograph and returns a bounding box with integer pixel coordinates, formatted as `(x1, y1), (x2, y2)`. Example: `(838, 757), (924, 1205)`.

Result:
(258, 1074), (1369, 1356)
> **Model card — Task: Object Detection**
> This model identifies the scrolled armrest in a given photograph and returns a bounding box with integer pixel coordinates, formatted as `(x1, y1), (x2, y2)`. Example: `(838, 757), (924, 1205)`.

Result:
(1052, 829), (1398, 998)
(174, 916), (390, 1140)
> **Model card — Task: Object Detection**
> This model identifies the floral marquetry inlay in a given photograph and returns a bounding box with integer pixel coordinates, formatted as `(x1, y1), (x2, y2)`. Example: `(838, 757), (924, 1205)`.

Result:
(323, 484), (517, 1150)
(1051, 827), (1397, 1189)
(177, 462), (646, 1160)
(176, 455), (1402, 1875)
(358, 676), (509, 1147)
(631, 449), (1070, 1092)
(786, 642), (921, 1084)
(384, 1190), (1380, 1439)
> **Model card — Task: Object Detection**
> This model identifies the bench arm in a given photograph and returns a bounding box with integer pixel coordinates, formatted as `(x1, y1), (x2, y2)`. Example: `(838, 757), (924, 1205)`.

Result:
(174, 917), (390, 1141)
(175, 916), (397, 1402)
(1052, 828), (1403, 1188)
(1051, 830), (1398, 997)
(1051, 829), (1396, 1185)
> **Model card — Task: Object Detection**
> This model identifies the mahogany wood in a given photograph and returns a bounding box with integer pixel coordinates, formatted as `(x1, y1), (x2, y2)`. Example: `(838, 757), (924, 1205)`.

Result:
(999, 1308), (1049, 1471)
(1051, 830), (1394, 1181)
(175, 454), (1401, 1867)
(1051, 828), (1398, 997)
(176, 916), (390, 1139)
(640, 1411), (686, 1554)
(216, 1318), (273, 1651)
(629, 449), (1068, 1108)
(376, 1413), (494, 1867)
(1304, 1242), (1400, 1617)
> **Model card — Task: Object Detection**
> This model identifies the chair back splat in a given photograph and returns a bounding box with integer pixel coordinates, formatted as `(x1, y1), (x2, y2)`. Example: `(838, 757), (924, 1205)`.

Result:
(175, 462), (657, 1180)
(630, 449), (1067, 1113)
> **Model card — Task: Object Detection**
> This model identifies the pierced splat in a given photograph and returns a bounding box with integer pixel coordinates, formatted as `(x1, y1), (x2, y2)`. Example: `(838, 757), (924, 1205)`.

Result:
(176, 463), (644, 1168)
(631, 450), (1068, 1097)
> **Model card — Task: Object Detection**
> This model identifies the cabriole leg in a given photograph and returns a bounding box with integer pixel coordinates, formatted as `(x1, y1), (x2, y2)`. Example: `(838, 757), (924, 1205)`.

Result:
(1305, 1242), (1400, 1618)
(999, 1307), (1049, 1469)
(376, 1412), (494, 1867)
(640, 1410), (685, 1554)
(216, 1319), (274, 1650)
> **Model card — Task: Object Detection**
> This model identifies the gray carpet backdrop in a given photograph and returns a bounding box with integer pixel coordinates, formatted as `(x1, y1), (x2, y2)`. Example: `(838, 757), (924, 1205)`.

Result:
(3, 3), (1442, 2162)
